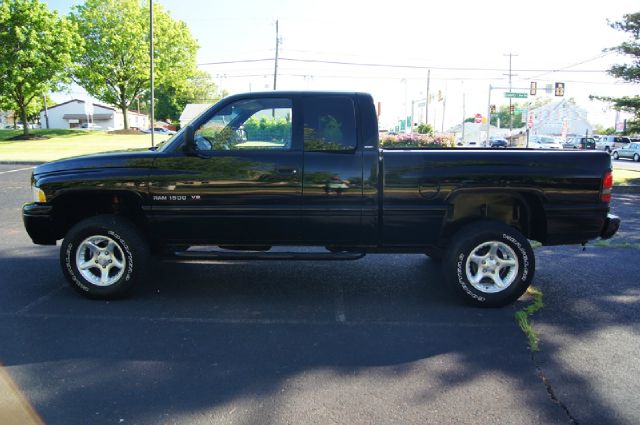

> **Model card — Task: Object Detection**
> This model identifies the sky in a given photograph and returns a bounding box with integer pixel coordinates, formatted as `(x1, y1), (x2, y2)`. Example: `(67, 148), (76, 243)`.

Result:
(44, 0), (639, 130)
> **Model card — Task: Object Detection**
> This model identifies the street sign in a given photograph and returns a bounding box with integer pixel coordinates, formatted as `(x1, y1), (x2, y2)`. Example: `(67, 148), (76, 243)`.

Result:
(474, 113), (482, 123)
(504, 92), (528, 99)
(555, 82), (565, 97)
(530, 82), (537, 96)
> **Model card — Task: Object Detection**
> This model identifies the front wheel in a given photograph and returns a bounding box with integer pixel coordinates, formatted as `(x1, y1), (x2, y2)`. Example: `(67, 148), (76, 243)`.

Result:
(60, 215), (149, 299)
(442, 221), (535, 307)
(634, 153), (639, 162)
(613, 151), (619, 160)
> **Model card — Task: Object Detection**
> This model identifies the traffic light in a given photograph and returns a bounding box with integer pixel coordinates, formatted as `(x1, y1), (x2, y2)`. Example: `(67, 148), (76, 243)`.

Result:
(555, 82), (565, 96)
(490, 104), (496, 114)
(510, 104), (515, 114)
(530, 81), (537, 96)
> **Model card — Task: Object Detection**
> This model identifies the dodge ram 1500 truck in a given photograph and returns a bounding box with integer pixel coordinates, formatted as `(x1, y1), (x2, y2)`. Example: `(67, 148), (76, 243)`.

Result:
(22, 91), (620, 307)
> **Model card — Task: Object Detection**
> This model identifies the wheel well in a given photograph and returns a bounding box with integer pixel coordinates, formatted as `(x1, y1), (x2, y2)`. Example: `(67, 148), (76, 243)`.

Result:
(51, 191), (148, 241)
(439, 191), (547, 245)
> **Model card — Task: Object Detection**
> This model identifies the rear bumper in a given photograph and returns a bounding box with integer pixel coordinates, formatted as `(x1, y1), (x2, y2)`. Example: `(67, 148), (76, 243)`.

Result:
(22, 203), (57, 245)
(600, 213), (620, 240)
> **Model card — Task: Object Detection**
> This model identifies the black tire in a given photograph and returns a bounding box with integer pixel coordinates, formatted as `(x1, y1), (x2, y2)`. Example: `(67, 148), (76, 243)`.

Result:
(613, 151), (619, 160)
(60, 215), (149, 299)
(605, 146), (611, 154)
(634, 153), (639, 162)
(442, 221), (535, 307)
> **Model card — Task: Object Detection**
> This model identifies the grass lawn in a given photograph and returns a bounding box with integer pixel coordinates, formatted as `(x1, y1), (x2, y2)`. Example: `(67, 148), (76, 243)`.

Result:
(613, 169), (640, 186)
(0, 129), (169, 162)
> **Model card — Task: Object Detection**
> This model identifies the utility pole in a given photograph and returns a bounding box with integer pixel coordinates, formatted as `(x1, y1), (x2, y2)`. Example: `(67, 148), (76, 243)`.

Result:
(441, 85), (447, 133)
(425, 69), (431, 125)
(273, 20), (279, 91)
(149, 0), (155, 147)
(503, 53), (518, 141)
(461, 82), (466, 143)
(486, 84), (492, 143)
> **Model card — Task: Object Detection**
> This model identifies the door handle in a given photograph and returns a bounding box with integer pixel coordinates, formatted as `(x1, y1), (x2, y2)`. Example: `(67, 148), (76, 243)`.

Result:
(276, 168), (298, 175)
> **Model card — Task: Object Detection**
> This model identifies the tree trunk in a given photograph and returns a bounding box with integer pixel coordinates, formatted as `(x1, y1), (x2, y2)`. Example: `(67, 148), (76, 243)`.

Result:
(19, 104), (29, 136)
(121, 104), (128, 130)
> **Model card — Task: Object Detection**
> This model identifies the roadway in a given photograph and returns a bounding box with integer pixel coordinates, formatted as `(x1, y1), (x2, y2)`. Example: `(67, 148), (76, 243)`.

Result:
(0, 164), (638, 424)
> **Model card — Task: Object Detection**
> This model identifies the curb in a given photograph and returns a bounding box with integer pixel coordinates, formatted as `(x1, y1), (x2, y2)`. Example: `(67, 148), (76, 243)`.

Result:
(0, 161), (44, 166)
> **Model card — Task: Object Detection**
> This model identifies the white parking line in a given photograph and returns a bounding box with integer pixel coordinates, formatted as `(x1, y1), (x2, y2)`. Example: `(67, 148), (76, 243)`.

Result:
(0, 167), (34, 175)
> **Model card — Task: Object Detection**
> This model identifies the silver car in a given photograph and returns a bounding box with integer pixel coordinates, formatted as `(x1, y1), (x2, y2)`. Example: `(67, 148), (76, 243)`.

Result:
(612, 142), (640, 162)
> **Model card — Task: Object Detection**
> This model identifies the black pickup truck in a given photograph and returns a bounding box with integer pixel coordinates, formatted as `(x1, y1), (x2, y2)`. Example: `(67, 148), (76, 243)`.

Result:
(23, 91), (620, 306)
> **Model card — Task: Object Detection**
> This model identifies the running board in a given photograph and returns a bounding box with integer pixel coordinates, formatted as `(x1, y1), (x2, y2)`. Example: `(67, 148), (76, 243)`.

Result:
(165, 250), (366, 262)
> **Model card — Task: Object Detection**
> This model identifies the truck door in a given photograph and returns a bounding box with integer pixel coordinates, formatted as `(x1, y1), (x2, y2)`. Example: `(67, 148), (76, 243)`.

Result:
(148, 96), (303, 244)
(301, 96), (364, 244)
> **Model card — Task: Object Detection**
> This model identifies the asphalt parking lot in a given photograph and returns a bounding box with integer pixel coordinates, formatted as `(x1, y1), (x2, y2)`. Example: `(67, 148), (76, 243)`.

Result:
(1, 163), (639, 424)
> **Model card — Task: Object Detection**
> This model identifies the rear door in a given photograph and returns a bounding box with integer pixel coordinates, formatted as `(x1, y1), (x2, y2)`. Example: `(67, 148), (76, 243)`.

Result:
(301, 95), (364, 244)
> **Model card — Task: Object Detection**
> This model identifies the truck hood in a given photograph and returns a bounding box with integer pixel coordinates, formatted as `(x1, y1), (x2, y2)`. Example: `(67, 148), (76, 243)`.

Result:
(33, 149), (158, 177)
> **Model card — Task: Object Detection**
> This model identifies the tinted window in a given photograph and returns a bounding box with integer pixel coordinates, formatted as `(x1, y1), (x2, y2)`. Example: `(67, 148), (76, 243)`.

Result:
(303, 97), (356, 151)
(194, 98), (292, 151)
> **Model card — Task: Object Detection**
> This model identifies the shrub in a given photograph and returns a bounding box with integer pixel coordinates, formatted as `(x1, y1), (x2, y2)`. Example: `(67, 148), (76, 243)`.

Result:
(380, 133), (455, 149)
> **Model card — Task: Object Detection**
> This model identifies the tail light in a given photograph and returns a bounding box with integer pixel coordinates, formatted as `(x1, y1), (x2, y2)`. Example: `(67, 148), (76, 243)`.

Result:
(601, 170), (613, 203)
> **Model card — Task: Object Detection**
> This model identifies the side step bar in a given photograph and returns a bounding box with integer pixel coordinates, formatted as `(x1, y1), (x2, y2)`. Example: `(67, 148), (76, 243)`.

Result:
(165, 250), (366, 262)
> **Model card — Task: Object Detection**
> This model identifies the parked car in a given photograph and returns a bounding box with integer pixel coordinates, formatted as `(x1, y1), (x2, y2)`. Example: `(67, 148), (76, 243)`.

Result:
(489, 138), (509, 148)
(597, 135), (631, 153)
(143, 127), (176, 135)
(81, 123), (101, 130)
(612, 142), (640, 162)
(562, 137), (597, 150)
(528, 135), (564, 149)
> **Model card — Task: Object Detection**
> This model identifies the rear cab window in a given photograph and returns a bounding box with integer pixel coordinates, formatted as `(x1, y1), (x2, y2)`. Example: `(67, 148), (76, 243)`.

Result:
(303, 97), (357, 152)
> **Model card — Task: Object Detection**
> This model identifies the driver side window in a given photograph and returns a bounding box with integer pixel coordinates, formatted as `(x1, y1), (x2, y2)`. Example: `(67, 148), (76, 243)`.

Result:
(194, 98), (292, 152)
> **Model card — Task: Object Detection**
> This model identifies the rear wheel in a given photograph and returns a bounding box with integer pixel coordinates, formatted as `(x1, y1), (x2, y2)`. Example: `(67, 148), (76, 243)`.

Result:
(634, 153), (639, 162)
(442, 221), (535, 307)
(61, 215), (149, 299)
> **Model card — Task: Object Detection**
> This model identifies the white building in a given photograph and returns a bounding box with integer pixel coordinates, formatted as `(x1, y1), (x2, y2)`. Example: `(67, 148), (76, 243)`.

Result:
(529, 100), (592, 137)
(40, 99), (148, 130)
(449, 122), (513, 145)
(179, 104), (212, 128)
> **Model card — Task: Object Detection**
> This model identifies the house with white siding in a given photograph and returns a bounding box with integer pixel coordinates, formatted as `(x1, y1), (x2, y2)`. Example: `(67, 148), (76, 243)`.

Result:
(179, 104), (212, 128)
(40, 99), (148, 130)
(529, 100), (592, 137)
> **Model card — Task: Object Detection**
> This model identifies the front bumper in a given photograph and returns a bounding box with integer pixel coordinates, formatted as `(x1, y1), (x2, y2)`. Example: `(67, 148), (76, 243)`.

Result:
(22, 203), (57, 245)
(600, 213), (620, 240)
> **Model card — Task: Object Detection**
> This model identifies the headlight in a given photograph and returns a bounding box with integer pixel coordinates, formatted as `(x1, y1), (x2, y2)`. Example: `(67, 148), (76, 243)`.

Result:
(32, 186), (47, 203)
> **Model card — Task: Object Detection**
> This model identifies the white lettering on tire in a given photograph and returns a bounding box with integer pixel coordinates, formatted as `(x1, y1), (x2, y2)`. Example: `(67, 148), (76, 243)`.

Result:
(456, 253), (486, 302)
(65, 242), (89, 292)
(502, 233), (529, 281)
(107, 230), (134, 281)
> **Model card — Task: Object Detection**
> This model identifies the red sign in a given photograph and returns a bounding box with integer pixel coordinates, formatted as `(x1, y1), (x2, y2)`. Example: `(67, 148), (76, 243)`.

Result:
(474, 113), (482, 124)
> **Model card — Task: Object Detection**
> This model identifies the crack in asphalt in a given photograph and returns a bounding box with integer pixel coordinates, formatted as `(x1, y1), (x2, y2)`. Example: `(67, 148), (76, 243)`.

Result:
(532, 353), (579, 424)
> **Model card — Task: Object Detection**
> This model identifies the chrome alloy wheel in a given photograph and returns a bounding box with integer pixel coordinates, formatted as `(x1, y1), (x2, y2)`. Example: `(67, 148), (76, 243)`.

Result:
(465, 241), (519, 293)
(75, 235), (126, 286)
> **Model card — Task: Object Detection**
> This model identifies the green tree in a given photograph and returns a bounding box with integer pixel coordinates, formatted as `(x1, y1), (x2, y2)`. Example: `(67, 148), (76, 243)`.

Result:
(490, 104), (524, 128)
(591, 12), (640, 134)
(153, 71), (224, 122)
(70, 0), (198, 129)
(416, 123), (433, 134)
(0, 0), (78, 136)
